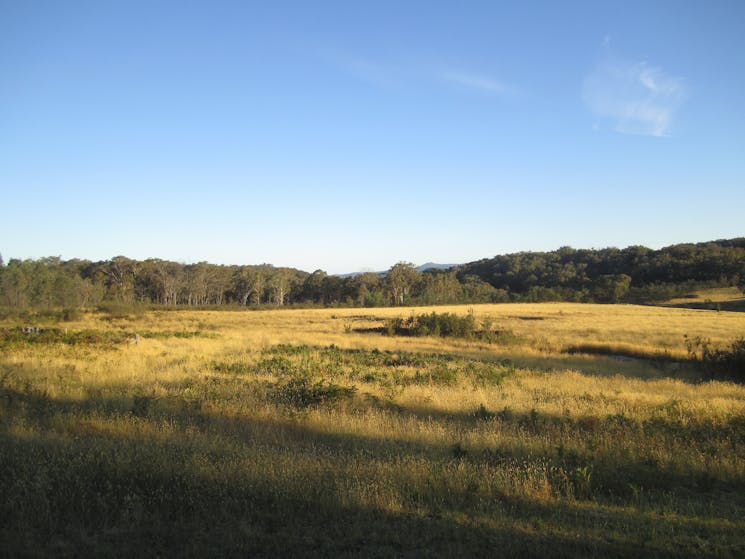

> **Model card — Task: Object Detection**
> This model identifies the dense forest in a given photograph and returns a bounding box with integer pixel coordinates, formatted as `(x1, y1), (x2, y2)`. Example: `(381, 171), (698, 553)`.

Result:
(0, 239), (743, 310)
(455, 238), (745, 303)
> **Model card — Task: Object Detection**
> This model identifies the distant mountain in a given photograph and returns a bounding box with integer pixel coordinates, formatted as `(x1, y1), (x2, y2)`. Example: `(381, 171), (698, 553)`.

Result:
(334, 271), (371, 278)
(335, 262), (458, 278)
(416, 262), (458, 272)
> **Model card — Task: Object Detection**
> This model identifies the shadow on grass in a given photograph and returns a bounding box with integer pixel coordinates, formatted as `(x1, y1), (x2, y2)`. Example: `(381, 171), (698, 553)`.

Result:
(661, 298), (745, 312)
(2, 385), (744, 558)
(2, 430), (705, 559)
(338, 328), (704, 383)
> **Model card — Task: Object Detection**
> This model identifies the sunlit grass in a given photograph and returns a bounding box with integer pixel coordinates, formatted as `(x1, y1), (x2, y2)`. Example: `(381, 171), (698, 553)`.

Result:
(2, 303), (745, 556)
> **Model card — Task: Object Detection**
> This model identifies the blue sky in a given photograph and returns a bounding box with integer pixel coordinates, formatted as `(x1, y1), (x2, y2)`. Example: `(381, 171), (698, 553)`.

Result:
(2, 1), (744, 274)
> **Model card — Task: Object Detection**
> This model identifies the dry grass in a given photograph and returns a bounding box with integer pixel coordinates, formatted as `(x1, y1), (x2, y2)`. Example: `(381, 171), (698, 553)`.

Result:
(2, 303), (745, 557)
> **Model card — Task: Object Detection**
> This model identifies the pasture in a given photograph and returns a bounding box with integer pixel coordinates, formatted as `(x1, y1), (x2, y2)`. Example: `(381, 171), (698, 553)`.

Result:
(1, 303), (744, 557)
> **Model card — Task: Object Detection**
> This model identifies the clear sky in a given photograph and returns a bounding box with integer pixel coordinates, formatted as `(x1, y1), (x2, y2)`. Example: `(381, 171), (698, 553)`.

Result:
(2, 1), (744, 274)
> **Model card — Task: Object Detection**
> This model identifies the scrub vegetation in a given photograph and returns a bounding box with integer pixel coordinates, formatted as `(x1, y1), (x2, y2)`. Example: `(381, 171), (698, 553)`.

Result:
(2, 302), (745, 557)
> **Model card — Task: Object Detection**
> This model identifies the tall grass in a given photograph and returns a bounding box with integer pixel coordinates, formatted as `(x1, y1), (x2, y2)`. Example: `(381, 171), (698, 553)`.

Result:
(1, 304), (745, 557)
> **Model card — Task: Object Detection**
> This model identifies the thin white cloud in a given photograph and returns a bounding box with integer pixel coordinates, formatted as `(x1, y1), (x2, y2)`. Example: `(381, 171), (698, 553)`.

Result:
(315, 47), (400, 90)
(582, 57), (686, 137)
(440, 71), (508, 94)
(318, 47), (513, 98)
(339, 57), (398, 89)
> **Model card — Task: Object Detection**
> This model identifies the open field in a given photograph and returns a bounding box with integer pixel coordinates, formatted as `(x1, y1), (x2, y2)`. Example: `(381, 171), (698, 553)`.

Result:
(2, 303), (745, 557)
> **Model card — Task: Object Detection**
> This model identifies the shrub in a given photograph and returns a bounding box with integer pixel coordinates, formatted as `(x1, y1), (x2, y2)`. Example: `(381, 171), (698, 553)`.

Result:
(210, 361), (253, 375)
(97, 302), (145, 319)
(685, 335), (745, 380)
(0, 327), (130, 348)
(412, 366), (457, 386)
(140, 330), (206, 339)
(269, 377), (356, 408)
(255, 355), (296, 377)
(384, 312), (477, 338)
(61, 307), (82, 322)
(464, 361), (514, 386)
(384, 311), (517, 344)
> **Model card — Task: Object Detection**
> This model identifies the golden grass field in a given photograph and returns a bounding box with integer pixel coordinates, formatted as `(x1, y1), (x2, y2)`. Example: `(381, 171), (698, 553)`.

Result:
(2, 301), (745, 557)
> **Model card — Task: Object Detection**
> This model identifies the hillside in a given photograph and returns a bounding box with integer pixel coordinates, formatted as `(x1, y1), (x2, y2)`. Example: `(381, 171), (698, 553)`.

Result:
(454, 238), (745, 303)
(0, 238), (743, 309)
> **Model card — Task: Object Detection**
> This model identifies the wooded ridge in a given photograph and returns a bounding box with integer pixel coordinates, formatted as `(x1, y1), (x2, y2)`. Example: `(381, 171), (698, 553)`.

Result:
(1, 238), (743, 309)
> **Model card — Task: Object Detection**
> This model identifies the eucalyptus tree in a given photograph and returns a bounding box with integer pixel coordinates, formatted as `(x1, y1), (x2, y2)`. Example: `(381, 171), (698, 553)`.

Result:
(270, 268), (295, 305)
(386, 262), (421, 305)
(231, 267), (256, 306)
(183, 262), (211, 305)
(299, 269), (328, 304)
(350, 272), (382, 307)
(0, 259), (29, 307)
(251, 265), (274, 305)
(419, 271), (462, 305)
(99, 256), (138, 302)
(206, 265), (232, 305)
(142, 259), (182, 305)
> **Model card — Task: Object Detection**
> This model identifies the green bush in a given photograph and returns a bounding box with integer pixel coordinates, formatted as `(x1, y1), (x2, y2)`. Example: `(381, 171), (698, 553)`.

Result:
(384, 311), (478, 339)
(384, 311), (517, 344)
(61, 307), (82, 321)
(210, 361), (253, 375)
(685, 335), (745, 380)
(0, 327), (130, 348)
(140, 330), (206, 339)
(255, 355), (296, 376)
(412, 366), (457, 386)
(464, 361), (514, 386)
(269, 377), (356, 408)
(97, 302), (146, 319)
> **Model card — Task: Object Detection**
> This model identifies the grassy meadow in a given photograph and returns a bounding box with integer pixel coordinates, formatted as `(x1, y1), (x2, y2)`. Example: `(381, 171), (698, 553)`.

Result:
(2, 302), (745, 557)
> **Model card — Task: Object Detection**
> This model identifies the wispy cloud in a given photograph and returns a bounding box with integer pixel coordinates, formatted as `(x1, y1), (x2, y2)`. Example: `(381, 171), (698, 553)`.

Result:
(440, 71), (508, 94)
(318, 47), (513, 99)
(338, 56), (399, 89)
(582, 57), (686, 137)
(316, 48), (401, 90)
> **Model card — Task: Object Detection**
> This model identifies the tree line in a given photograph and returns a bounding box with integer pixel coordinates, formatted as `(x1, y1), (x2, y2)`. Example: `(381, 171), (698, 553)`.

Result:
(0, 238), (743, 310)
(454, 238), (745, 303)
(0, 256), (488, 309)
